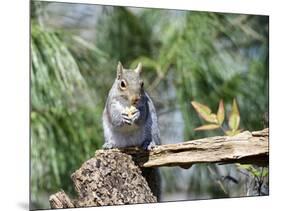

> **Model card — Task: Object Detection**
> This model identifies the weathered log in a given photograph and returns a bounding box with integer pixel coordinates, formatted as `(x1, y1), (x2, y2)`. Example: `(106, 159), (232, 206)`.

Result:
(115, 128), (269, 168)
(49, 128), (268, 208)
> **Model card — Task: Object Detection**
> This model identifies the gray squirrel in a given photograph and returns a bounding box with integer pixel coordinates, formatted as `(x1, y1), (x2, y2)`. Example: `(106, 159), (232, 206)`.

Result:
(102, 62), (161, 200)
(102, 62), (161, 150)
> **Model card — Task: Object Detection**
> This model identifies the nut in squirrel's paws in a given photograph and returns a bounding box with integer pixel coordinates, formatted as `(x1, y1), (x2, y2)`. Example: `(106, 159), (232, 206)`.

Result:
(122, 106), (139, 125)
(124, 106), (138, 118)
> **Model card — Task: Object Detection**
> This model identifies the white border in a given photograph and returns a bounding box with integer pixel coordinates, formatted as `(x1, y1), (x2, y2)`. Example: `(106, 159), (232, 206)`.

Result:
(41, 0), (271, 15)
(0, 0), (280, 211)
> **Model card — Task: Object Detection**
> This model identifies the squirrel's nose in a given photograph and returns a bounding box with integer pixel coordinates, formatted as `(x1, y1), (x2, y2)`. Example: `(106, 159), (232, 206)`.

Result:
(131, 96), (140, 105)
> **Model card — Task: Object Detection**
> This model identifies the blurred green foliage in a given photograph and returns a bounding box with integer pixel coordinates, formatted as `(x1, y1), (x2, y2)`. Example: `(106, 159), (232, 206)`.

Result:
(31, 22), (104, 207)
(31, 1), (268, 209)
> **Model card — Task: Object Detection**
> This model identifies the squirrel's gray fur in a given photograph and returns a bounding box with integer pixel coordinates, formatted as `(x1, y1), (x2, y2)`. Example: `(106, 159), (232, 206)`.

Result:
(102, 62), (160, 150)
(102, 62), (161, 200)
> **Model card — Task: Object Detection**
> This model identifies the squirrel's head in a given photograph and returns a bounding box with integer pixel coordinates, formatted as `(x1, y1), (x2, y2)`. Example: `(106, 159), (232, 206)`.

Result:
(115, 61), (144, 106)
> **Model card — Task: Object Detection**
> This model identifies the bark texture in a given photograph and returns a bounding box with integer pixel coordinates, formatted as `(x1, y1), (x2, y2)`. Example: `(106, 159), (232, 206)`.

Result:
(49, 150), (157, 209)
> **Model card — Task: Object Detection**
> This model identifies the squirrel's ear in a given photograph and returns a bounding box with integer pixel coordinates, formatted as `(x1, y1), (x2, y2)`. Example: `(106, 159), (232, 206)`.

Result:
(117, 61), (123, 79)
(135, 62), (142, 74)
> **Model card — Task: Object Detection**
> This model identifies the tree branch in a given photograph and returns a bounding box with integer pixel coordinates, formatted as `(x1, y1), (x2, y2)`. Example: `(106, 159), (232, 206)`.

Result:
(115, 128), (269, 168)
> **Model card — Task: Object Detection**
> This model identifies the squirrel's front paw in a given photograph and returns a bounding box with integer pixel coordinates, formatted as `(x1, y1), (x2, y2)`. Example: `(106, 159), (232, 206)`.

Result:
(130, 109), (140, 123)
(121, 108), (140, 125)
(121, 112), (133, 125)
(141, 140), (156, 150)
(103, 142), (114, 149)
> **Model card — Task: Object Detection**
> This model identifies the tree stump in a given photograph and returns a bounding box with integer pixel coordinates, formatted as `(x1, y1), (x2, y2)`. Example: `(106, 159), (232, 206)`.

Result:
(49, 150), (157, 208)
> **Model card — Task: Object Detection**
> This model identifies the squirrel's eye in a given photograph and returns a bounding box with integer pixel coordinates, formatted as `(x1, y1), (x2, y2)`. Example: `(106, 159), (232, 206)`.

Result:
(120, 80), (127, 90)
(140, 80), (144, 88)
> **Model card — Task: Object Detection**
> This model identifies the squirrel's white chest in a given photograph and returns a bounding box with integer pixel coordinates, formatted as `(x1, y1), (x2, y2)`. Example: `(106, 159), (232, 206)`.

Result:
(110, 126), (145, 148)
(116, 129), (144, 147)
